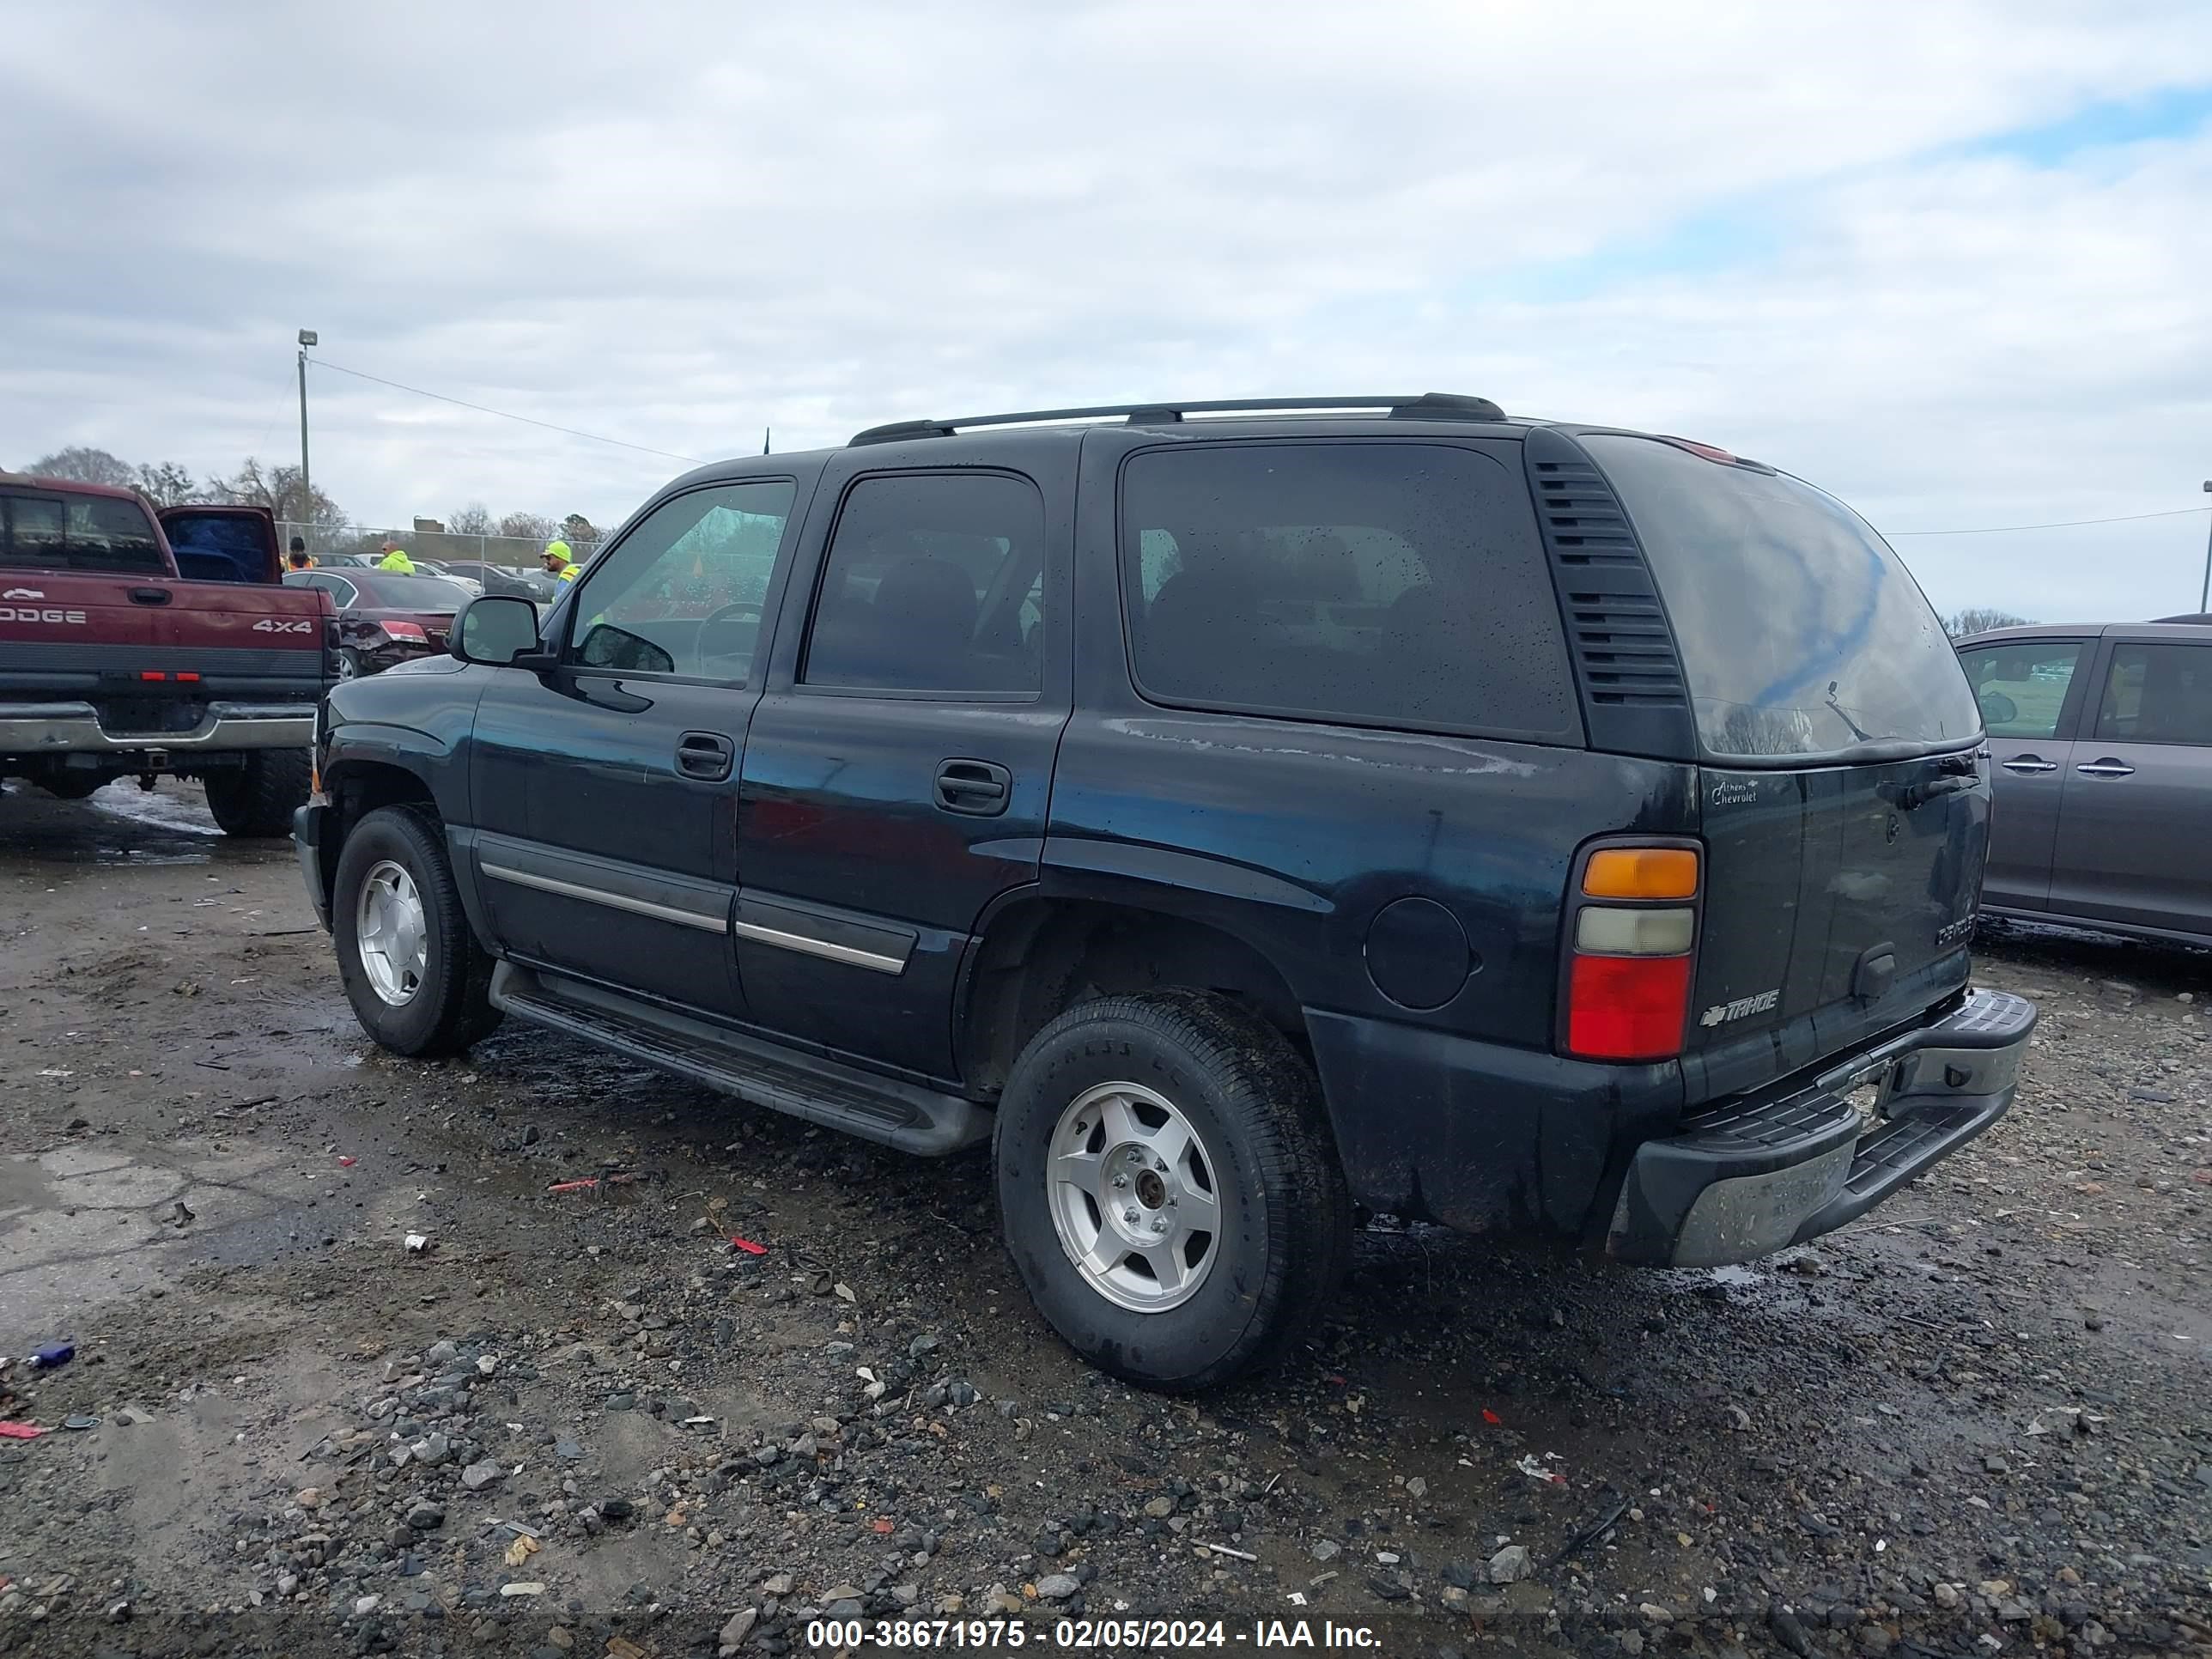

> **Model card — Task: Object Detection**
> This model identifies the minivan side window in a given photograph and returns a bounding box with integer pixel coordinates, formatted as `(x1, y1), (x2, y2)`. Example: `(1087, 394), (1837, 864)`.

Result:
(1119, 442), (1579, 740)
(2094, 643), (2212, 746)
(802, 472), (1045, 695)
(1957, 641), (2084, 738)
(565, 481), (798, 681)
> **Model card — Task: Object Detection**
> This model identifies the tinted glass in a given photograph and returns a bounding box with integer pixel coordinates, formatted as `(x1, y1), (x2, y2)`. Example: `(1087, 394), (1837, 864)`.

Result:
(63, 495), (166, 574)
(355, 573), (470, 609)
(163, 512), (270, 583)
(804, 472), (1044, 694)
(0, 493), (65, 565)
(2, 490), (163, 573)
(1586, 434), (1981, 761)
(1119, 442), (1577, 738)
(567, 481), (796, 680)
(2094, 643), (2212, 746)
(1957, 640), (2083, 738)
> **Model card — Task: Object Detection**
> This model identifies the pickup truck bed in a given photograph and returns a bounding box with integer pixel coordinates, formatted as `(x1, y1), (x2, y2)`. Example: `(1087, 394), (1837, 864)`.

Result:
(0, 483), (330, 834)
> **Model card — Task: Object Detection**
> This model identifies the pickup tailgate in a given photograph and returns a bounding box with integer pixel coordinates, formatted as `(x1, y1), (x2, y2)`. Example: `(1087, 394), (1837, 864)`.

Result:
(0, 574), (159, 696)
(0, 574), (328, 738)
(152, 580), (328, 699)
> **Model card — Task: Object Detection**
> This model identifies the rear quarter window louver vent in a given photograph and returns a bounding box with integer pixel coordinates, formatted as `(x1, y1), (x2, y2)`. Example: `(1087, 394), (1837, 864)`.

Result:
(1522, 428), (1696, 760)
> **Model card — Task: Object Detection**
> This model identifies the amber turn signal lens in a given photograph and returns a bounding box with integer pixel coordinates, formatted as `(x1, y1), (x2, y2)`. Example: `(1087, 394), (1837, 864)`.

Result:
(1582, 847), (1699, 900)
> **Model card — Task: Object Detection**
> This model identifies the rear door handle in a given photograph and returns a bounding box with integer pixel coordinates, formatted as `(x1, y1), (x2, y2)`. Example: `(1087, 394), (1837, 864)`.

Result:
(2075, 758), (2136, 779)
(676, 730), (735, 781)
(1999, 757), (2060, 774)
(936, 758), (1012, 816)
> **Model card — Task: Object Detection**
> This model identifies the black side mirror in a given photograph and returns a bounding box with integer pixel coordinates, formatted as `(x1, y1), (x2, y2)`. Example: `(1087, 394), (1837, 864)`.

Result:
(453, 594), (546, 667)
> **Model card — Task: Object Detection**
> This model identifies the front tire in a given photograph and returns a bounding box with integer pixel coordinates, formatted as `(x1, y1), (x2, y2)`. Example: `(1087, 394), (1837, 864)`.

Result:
(204, 749), (313, 837)
(994, 990), (1350, 1391)
(331, 805), (501, 1056)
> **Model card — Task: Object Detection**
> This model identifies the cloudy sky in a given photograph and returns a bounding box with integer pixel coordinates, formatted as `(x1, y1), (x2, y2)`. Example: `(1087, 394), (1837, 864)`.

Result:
(5, 1), (2210, 620)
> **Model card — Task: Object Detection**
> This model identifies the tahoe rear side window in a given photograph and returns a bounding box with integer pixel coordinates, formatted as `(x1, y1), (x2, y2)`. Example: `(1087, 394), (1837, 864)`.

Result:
(1584, 434), (1980, 762)
(1118, 442), (1579, 742)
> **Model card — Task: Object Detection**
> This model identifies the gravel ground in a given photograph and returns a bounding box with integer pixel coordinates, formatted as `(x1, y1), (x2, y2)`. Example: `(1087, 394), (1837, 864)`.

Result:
(0, 780), (2207, 1659)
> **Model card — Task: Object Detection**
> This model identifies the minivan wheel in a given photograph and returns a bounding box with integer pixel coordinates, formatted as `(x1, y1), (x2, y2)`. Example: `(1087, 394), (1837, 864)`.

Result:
(995, 989), (1351, 1391)
(331, 805), (501, 1056)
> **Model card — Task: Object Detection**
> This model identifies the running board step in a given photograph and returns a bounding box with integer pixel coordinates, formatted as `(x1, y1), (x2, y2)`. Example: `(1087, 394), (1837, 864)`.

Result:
(489, 962), (990, 1156)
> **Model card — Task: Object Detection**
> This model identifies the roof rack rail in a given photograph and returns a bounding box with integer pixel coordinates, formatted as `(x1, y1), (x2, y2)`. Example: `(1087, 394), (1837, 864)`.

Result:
(848, 392), (1504, 446)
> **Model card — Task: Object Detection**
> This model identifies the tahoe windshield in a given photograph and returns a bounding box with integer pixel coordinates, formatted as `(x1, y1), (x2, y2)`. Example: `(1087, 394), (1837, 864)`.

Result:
(1584, 434), (1980, 763)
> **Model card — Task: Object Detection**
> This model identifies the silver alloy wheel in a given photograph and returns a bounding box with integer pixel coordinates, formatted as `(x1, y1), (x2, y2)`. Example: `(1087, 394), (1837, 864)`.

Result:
(1047, 1080), (1223, 1314)
(337, 651), (358, 680)
(355, 858), (428, 1006)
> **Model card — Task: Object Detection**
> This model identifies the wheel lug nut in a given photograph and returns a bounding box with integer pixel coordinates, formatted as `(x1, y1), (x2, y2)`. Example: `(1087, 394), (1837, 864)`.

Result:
(1124, 1208), (1139, 1225)
(1111, 1174), (1128, 1188)
(1151, 1218), (1168, 1234)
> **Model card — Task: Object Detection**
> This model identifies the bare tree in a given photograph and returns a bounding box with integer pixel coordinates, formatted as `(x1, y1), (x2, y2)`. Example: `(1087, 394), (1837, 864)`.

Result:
(497, 511), (556, 544)
(133, 461), (198, 507)
(1943, 607), (2033, 640)
(23, 446), (137, 487)
(447, 502), (494, 537)
(204, 458), (347, 534)
(561, 512), (600, 550)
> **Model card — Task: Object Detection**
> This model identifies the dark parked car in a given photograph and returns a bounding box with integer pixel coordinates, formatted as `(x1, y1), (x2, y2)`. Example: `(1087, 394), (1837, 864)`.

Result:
(295, 393), (2034, 1389)
(435, 559), (545, 600)
(1959, 619), (2212, 943)
(282, 568), (469, 678)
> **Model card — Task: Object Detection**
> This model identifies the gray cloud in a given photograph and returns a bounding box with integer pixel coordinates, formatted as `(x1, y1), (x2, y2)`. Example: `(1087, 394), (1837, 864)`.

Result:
(4, 1), (2211, 617)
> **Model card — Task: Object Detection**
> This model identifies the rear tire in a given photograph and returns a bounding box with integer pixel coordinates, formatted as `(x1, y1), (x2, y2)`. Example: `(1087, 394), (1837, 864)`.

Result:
(994, 989), (1350, 1391)
(331, 804), (501, 1056)
(337, 647), (365, 680)
(204, 749), (313, 837)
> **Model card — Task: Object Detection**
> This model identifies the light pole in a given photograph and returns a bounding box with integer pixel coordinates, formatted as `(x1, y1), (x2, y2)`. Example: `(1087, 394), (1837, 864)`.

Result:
(297, 329), (318, 554)
(2201, 480), (2212, 615)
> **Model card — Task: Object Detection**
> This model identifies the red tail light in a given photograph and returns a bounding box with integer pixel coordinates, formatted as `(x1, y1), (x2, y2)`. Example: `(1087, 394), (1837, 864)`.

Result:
(1563, 840), (1701, 1061)
(381, 621), (428, 642)
(1567, 954), (1693, 1060)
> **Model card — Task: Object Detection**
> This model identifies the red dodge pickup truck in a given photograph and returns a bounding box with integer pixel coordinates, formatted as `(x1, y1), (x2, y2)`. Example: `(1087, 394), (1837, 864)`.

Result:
(0, 474), (332, 836)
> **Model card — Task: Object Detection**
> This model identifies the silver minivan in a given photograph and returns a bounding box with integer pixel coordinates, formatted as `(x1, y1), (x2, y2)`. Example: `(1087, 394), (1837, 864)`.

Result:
(1959, 620), (2212, 944)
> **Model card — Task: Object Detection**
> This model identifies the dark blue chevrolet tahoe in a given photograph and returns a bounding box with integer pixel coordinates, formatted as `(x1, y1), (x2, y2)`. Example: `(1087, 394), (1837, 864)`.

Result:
(295, 393), (2035, 1389)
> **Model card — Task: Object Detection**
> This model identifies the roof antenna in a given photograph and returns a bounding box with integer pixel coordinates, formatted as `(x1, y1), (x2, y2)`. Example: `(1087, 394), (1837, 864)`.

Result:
(763, 426), (771, 456)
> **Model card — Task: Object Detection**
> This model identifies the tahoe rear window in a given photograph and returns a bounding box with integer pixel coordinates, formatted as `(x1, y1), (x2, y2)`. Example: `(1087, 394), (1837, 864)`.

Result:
(1583, 434), (1980, 762)
(1119, 442), (1579, 741)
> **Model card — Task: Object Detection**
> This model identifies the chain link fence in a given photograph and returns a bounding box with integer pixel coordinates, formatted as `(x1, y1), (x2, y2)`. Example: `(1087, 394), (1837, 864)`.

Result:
(278, 522), (585, 572)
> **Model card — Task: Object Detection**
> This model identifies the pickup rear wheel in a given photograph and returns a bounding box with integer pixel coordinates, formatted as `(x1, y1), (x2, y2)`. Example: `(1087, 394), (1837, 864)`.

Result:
(204, 749), (313, 838)
(994, 989), (1350, 1391)
(331, 805), (501, 1056)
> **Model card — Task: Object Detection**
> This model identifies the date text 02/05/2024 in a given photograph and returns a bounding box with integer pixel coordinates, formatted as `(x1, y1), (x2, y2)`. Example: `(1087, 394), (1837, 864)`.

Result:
(799, 1619), (1381, 1649)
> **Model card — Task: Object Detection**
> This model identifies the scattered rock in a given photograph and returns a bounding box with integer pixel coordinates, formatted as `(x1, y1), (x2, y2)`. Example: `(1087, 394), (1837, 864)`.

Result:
(1488, 1545), (1533, 1584)
(461, 1459), (506, 1492)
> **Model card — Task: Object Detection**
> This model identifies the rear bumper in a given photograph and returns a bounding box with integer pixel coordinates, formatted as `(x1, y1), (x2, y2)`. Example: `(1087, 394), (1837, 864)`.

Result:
(295, 800), (333, 931)
(1606, 988), (2037, 1267)
(0, 701), (315, 754)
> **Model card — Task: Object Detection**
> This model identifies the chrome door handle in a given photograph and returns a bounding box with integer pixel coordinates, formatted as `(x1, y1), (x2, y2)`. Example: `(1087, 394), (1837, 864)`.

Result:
(1999, 757), (2059, 774)
(2075, 760), (2135, 779)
